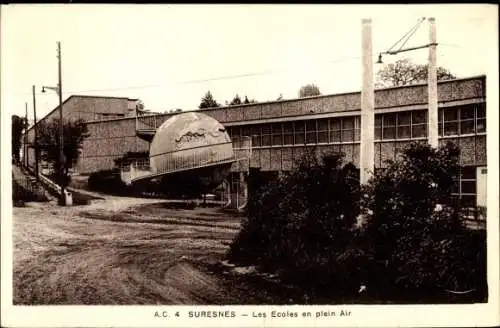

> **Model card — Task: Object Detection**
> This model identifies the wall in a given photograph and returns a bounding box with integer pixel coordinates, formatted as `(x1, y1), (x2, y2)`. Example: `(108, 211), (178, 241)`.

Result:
(75, 118), (150, 173)
(69, 76), (487, 174)
(24, 95), (134, 171)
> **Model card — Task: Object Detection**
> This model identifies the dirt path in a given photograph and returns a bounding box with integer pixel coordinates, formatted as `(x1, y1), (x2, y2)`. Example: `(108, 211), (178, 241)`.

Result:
(12, 197), (250, 305)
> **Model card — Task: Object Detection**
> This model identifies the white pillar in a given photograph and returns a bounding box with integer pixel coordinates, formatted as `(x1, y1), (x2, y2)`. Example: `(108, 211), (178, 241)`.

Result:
(360, 18), (375, 184)
(428, 17), (439, 148)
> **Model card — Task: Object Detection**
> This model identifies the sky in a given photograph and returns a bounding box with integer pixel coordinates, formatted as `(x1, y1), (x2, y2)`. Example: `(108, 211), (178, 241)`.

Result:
(1, 4), (498, 121)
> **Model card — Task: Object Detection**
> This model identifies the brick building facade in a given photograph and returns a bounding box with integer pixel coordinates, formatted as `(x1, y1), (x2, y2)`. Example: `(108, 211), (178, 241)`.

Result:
(24, 75), (487, 207)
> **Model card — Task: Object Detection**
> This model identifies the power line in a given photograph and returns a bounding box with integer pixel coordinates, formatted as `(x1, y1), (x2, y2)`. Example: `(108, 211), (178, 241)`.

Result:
(9, 55), (367, 97)
(9, 42), (462, 98)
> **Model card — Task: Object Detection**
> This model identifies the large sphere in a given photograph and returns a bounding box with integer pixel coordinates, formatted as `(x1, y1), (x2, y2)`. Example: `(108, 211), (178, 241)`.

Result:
(149, 112), (234, 195)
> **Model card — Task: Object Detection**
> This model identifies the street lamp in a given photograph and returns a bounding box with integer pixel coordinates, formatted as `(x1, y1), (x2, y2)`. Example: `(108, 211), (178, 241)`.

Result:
(41, 41), (66, 205)
(376, 17), (439, 148)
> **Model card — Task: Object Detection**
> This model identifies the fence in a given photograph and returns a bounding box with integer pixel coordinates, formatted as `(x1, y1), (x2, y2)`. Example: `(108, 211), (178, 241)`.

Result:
(149, 142), (235, 176)
(12, 173), (48, 203)
(136, 114), (167, 132)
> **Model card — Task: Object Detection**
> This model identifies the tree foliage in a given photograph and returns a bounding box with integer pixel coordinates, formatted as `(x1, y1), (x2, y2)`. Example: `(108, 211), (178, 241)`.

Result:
(227, 95), (257, 106)
(12, 115), (26, 162)
(359, 142), (486, 301)
(229, 94), (242, 106)
(36, 118), (89, 186)
(227, 141), (487, 303)
(199, 91), (221, 109)
(299, 84), (321, 98)
(229, 150), (361, 295)
(376, 58), (456, 88)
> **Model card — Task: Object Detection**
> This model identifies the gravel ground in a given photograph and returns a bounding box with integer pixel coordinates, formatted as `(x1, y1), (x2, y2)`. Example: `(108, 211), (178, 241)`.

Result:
(12, 197), (261, 305)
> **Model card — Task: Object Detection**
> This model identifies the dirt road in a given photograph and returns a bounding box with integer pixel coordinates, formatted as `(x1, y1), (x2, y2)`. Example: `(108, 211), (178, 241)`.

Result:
(12, 197), (264, 305)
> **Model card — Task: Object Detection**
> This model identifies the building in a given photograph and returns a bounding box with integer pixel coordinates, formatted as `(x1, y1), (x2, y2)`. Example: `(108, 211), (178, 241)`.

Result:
(22, 95), (141, 173)
(23, 75), (487, 208)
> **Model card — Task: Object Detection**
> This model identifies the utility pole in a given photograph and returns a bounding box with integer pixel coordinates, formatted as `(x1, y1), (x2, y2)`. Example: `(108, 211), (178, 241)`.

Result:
(57, 41), (66, 202)
(360, 18), (375, 185)
(427, 18), (438, 148)
(32, 85), (39, 178)
(24, 102), (29, 168)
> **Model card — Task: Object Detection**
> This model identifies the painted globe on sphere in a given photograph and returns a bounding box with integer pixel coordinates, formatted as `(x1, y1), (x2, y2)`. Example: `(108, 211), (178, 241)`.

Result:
(149, 112), (235, 196)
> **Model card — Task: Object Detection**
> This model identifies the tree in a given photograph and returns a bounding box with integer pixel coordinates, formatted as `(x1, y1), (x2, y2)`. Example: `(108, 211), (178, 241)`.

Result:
(376, 58), (456, 88)
(37, 118), (89, 186)
(243, 96), (257, 104)
(199, 91), (220, 109)
(299, 84), (321, 98)
(229, 94), (242, 106)
(229, 150), (361, 295)
(359, 142), (486, 300)
(12, 115), (25, 162)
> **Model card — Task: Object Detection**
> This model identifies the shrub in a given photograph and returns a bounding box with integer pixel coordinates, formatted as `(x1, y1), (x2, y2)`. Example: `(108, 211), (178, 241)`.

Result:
(88, 169), (129, 195)
(228, 149), (361, 295)
(227, 141), (487, 303)
(359, 141), (487, 302)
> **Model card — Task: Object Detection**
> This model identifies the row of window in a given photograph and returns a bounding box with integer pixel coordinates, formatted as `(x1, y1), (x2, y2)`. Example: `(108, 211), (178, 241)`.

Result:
(375, 110), (427, 140)
(228, 116), (362, 147)
(228, 104), (486, 147)
(438, 103), (486, 136)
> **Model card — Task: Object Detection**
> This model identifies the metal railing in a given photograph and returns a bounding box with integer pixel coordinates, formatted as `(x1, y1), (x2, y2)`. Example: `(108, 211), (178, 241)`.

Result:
(150, 142), (235, 175)
(136, 113), (167, 132)
(12, 173), (47, 200)
(22, 164), (62, 196)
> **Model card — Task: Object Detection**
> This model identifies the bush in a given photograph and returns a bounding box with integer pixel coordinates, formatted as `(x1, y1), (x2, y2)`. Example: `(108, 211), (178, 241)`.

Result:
(228, 149), (361, 295)
(227, 141), (487, 303)
(88, 169), (129, 195)
(359, 141), (487, 302)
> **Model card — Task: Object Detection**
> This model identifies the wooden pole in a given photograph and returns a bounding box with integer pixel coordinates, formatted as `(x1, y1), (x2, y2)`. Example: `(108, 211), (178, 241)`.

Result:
(24, 102), (29, 167)
(57, 41), (66, 203)
(32, 85), (39, 178)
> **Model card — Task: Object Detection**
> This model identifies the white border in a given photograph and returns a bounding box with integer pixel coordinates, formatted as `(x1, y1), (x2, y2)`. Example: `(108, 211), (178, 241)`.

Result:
(1, 4), (499, 328)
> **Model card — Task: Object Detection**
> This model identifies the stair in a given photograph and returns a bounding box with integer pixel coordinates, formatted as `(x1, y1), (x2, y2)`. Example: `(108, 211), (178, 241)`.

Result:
(12, 164), (54, 202)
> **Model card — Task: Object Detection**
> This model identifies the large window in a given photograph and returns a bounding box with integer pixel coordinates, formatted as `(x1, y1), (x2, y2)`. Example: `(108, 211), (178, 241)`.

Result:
(452, 166), (477, 207)
(439, 103), (486, 137)
(306, 121), (317, 144)
(329, 116), (360, 143)
(342, 117), (355, 142)
(318, 119), (329, 144)
(477, 103), (486, 133)
(271, 123), (283, 146)
(261, 125), (271, 146)
(330, 118), (341, 143)
(411, 111), (427, 138)
(375, 110), (427, 141)
(251, 126), (261, 147)
(294, 121), (305, 145)
(283, 122), (294, 145)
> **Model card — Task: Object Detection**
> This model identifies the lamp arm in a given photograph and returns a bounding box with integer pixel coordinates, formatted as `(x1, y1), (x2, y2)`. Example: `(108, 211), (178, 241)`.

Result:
(42, 85), (60, 93)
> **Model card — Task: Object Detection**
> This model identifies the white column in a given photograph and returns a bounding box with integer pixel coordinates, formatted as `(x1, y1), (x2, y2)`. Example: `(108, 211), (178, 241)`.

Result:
(360, 18), (375, 184)
(428, 17), (439, 148)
